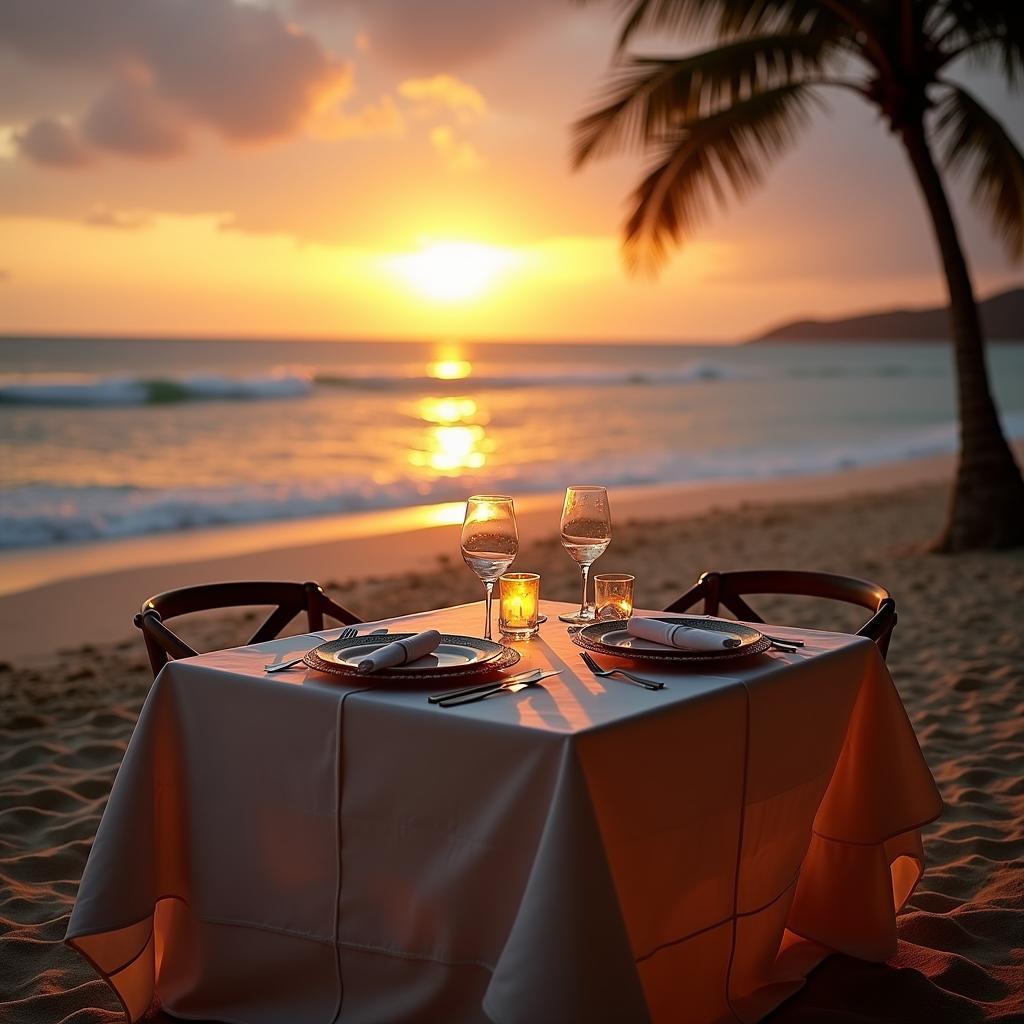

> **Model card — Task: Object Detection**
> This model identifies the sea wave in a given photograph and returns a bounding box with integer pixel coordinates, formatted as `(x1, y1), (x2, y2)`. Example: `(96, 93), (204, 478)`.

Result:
(0, 371), (313, 406)
(0, 361), (746, 407)
(317, 361), (750, 392)
(4, 412), (1022, 550)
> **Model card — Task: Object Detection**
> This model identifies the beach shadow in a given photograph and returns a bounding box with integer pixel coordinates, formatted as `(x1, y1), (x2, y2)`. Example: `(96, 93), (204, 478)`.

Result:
(767, 949), (1001, 1023)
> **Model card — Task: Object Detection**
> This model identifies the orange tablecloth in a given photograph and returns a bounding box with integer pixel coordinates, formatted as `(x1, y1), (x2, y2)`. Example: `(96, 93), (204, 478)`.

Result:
(68, 601), (941, 1023)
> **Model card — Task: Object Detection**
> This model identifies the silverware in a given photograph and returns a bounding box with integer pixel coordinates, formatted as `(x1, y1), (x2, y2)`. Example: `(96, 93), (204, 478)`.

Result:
(579, 651), (665, 691)
(671, 614), (806, 650)
(264, 626), (387, 673)
(693, 616), (804, 649)
(436, 670), (561, 708)
(763, 634), (803, 649)
(427, 668), (549, 704)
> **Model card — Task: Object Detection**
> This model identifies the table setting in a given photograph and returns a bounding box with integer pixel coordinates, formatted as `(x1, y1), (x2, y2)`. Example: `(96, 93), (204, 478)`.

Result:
(66, 486), (943, 1024)
(257, 488), (800, 705)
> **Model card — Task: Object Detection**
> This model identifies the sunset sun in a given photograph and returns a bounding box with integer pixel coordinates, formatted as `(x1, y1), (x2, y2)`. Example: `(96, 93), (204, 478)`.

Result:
(389, 241), (517, 303)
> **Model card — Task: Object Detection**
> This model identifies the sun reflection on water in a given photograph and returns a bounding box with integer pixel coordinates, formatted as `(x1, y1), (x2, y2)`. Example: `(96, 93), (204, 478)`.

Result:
(409, 394), (494, 475)
(418, 396), (481, 425)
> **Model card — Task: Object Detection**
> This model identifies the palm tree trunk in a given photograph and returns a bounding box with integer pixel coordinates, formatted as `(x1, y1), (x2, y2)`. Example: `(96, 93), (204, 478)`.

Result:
(899, 120), (1024, 550)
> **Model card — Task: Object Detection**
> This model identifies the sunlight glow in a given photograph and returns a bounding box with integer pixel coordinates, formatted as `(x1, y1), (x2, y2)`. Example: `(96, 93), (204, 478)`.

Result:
(429, 359), (472, 380)
(389, 242), (517, 303)
(0, 212), (742, 340)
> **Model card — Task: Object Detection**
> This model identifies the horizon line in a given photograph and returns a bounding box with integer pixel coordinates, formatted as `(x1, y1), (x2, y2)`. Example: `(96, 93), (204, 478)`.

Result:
(0, 331), (744, 347)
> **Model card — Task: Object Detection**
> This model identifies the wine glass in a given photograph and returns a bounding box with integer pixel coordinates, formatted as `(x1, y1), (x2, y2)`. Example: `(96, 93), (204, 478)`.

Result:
(557, 485), (611, 625)
(461, 495), (519, 640)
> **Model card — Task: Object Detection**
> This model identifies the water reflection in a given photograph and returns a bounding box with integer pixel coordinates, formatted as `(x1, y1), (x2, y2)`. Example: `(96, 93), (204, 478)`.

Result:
(419, 397), (480, 425)
(410, 395), (494, 475)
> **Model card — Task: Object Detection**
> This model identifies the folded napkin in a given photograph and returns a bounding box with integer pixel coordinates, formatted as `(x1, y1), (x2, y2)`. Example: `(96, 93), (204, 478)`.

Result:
(627, 617), (742, 651)
(357, 630), (442, 674)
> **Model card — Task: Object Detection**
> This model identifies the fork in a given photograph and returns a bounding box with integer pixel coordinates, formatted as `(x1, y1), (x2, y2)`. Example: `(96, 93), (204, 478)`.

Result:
(579, 651), (665, 691)
(264, 626), (357, 673)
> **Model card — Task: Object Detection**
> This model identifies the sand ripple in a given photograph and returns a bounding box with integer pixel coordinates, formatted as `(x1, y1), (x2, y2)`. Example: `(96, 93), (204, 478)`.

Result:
(0, 655), (145, 1024)
(1, 483), (1022, 1023)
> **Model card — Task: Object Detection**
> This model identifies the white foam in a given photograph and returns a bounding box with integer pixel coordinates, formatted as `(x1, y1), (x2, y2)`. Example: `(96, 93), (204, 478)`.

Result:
(4, 413), (1022, 550)
(0, 371), (312, 406)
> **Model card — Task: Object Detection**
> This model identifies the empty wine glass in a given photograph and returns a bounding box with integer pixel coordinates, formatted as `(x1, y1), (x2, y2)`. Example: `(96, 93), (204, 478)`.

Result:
(461, 495), (519, 640)
(557, 485), (611, 624)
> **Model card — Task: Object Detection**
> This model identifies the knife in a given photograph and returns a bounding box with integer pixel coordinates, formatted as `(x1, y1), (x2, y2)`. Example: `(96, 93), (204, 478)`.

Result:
(428, 668), (555, 704)
(436, 670), (561, 708)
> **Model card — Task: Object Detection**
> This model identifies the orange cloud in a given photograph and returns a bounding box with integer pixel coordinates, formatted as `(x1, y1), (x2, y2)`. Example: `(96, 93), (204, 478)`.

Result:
(398, 74), (486, 118)
(316, 94), (405, 140)
(429, 125), (484, 171)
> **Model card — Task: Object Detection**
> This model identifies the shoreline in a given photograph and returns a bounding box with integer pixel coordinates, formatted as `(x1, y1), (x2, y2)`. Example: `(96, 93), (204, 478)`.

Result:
(0, 448), (976, 662)
(0, 446), (976, 598)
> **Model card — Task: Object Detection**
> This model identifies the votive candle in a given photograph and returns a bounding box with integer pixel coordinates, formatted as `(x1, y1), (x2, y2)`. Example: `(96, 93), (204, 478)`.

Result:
(498, 573), (541, 640)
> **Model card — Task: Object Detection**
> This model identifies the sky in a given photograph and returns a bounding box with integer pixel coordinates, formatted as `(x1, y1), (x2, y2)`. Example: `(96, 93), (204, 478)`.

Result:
(0, 0), (1021, 343)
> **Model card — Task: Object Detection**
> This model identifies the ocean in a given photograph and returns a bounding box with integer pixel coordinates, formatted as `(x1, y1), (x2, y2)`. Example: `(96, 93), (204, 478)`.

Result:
(2, 336), (1023, 552)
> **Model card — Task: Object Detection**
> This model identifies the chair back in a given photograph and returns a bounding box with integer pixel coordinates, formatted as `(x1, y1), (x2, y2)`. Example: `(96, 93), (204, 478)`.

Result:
(663, 569), (896, 656)
(134, 580), (361, 677)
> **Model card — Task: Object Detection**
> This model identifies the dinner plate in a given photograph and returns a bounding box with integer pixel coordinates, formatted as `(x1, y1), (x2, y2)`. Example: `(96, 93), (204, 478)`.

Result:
(571, 616), (771, 663)
(304, 632), (520, 682)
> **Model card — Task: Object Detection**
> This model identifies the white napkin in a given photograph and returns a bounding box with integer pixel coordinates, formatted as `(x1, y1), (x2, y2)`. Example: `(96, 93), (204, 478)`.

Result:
(627, 617), (742, 651)
(356, 630), (442, 674)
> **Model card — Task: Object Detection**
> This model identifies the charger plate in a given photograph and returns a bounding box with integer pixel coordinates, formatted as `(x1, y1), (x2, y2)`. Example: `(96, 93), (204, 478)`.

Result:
(571, 616), (771, 664)
(304, 632), (520, 683)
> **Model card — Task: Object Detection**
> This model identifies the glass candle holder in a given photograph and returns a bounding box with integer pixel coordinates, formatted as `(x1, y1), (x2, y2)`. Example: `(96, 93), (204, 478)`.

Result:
(498, 573), (541, 640)
(594, 573), (635, 621)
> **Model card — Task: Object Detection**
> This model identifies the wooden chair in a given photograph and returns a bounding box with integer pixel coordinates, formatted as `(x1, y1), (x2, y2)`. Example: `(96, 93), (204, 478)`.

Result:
(663, 570), (897, 656)
(134, 580), (361, 677)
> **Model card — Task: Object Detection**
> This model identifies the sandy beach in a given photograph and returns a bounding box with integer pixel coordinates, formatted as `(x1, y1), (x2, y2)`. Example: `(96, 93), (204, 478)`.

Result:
(2, 464), (1023, 1022)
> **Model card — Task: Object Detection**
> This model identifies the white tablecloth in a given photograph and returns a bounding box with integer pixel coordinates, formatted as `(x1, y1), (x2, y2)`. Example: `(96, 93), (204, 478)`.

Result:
(67, 600), (941, 1023)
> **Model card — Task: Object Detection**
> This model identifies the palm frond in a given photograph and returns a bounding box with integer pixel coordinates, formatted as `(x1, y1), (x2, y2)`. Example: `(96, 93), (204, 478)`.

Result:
(933, 1), (1024, 86)
(621, 82), (820, 273)
(573, 33), (831, 169)
(934, 84), (1024, 260)
(611, 0), (866, 52)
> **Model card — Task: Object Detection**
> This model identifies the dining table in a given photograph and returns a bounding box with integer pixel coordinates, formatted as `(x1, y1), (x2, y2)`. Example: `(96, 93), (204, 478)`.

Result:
(67, 599), (942, 1024)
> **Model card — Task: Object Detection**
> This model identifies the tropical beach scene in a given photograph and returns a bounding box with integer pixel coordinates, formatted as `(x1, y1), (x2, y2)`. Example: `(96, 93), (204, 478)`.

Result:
(1, 2), (1023, 1023)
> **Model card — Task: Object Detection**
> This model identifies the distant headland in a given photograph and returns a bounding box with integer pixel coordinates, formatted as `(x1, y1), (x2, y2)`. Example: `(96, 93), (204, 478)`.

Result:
(750, 285), (1023, 342)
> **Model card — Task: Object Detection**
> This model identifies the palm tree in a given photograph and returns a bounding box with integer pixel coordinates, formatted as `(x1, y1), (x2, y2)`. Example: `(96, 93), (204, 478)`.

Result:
(573, 0), (1024, 550)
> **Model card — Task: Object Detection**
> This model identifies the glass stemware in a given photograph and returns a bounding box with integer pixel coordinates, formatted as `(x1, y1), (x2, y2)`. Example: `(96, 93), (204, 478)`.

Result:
(557, 485), (611, 625)
(461, 495), (519, 640)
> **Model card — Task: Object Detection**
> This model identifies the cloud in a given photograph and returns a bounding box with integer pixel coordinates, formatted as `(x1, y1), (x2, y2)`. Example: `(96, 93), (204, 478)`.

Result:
(429, 125), (483, 172)
(315, 94), (405, 141)
(82, 75), (189, 158)
(0, 0), (349, 161)
(83, 204), (153, 230)
(13, 117), (91, 168)
(398, 75), (486, 118)
(0, 268), (10, 282)
(0, 126), (17, 160)
(302, 0), (558, 71)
